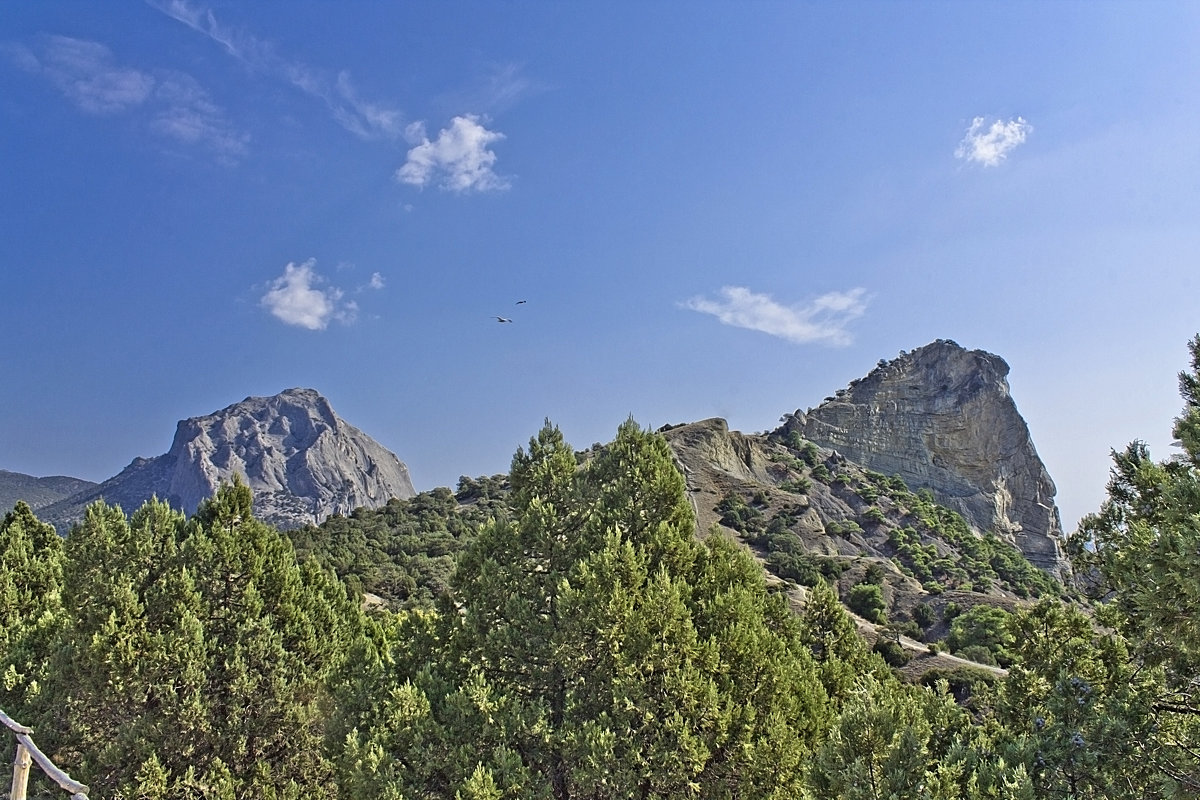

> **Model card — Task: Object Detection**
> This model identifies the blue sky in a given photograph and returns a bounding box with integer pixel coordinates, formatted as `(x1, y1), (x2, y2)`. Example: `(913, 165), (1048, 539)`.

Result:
(3, 2), (1198, 532)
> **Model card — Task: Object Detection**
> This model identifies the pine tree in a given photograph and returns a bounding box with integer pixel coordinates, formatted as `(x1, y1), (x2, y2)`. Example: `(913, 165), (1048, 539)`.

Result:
(0, 501), (67, 789)
(1062, 334), (1200, 794)
(336, 420), (829, 799)
(0, 501), (65, 703)
(37, 479), (364, 799)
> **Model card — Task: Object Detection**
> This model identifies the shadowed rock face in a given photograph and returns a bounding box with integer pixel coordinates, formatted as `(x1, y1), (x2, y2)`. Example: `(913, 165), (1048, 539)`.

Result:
(40, 388), (415, 531)
(776, 340), (1065, 574)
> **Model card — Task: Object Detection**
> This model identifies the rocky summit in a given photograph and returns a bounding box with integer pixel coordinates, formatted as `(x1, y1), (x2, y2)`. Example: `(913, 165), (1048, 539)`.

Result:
(776, 339), (1064, 573)
(38, 388), (415, 531)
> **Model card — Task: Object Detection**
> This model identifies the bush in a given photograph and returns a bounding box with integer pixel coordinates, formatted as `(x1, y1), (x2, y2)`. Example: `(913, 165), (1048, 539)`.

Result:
(887, 620), (922, 640)
(919, 666), (1000, 707)
(767, 551), (823, 587)
(780, 477), (811, 494)
(873, 637), (911, 667)
(913, 603), (935, 628)
(798, 441), (821, 466)
(956, 644), (998, 667)
(847, 582), (887, 624)
(947, 605), (1015, 667)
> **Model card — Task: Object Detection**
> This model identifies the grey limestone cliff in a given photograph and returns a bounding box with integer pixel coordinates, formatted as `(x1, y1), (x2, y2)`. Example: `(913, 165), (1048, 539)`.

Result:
(39, 388), (415, 531)
(776, 340), (1065, 573)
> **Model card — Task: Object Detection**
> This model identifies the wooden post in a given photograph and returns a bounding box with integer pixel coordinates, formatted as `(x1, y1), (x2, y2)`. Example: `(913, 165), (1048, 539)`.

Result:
(10, 740), (32, 800)
(2, 708), (88, 799)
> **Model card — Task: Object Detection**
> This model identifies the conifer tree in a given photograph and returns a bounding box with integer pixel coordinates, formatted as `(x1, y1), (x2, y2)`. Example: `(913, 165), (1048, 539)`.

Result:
(0, 500), (67, 787)
(336, 420), (828, 799)
(37, 479), (363, 799)
(1062, 334), (1200, 794)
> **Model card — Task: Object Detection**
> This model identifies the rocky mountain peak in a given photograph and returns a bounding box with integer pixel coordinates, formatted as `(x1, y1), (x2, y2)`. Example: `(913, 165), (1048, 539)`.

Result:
(38, 388), (415, 531)
(776, 339), (1065, 573)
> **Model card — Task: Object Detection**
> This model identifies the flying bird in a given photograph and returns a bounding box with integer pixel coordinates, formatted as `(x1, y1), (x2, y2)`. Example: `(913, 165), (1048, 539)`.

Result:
(495, 316), (513, 323)
(515, 300), (527, 305)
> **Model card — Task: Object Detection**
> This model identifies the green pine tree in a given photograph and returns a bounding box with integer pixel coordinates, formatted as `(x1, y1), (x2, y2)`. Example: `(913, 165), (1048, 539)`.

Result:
(37, 479), (364, 799)
(335, 420), (830, 799)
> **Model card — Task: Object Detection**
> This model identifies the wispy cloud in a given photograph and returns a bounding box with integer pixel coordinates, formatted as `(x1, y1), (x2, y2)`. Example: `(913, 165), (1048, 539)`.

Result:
(7, 36), (154, 114)
(397, 115), (509, 193)
(955, 116), (1032, 166)
(682, 286), (868, 346)
(151, 72), (249, 162)
(443, 62), (538, 116)
(152, 0), (404, 140)
(260, 260), (359, 330)
(6, 35), (247, 162)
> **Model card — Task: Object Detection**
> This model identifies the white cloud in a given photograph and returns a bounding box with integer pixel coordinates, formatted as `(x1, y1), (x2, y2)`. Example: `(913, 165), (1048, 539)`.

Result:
(955, 116), (1032, 166)
(152, 0), (404, 140)
(397, 115), (509, 192)
(681, 286), (868, 346)
(10, 36), (154, 114)
(368, 272), (385, 290)
(259, 260), (358, 330)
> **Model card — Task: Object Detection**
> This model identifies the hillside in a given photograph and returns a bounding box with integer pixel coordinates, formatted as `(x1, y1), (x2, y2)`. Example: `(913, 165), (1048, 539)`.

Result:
(0, 470), (96, 513)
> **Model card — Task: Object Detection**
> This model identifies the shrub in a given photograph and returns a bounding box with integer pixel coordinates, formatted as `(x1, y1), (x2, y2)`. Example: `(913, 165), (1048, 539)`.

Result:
(862, 506), (887, 524)
(947, 604), (1015, 667)
(919, 666), (1000, 707)
(873, 637), (911, 667)
(913, 603), (935, 628)
(780, 477), (811, 494)
(847, 582), (887, 624)
(957, 644), (998, 667)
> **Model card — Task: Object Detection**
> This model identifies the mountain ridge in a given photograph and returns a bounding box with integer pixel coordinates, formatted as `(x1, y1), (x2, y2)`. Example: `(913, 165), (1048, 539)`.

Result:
(5, 341), (1065, 578)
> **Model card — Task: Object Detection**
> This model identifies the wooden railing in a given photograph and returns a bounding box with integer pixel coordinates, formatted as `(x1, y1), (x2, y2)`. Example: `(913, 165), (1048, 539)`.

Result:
(1, 710), (88, 800)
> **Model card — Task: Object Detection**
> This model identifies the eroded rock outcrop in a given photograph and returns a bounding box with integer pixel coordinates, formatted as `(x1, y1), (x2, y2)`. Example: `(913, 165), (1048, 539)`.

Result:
(776, 340), (1065, 573)
(40, 388), (415, 531)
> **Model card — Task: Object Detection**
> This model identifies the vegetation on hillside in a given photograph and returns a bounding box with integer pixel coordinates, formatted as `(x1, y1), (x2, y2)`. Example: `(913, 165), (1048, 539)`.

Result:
(2, 335), (1200, 797)
(286, 474), (507, 609)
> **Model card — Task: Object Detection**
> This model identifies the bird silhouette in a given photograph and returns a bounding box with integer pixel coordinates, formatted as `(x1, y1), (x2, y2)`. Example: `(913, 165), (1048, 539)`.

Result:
(495, 316), (513, 323)
(515, 300), (527, 305)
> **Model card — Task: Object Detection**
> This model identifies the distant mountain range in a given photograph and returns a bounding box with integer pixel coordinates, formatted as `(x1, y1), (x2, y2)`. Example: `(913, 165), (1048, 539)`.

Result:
(0, 471), (97, 516)
(1, 341), (1066, 577)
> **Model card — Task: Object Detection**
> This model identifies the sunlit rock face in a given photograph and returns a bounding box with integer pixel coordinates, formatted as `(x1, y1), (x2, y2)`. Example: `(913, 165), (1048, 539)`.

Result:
(41, 388), (415, 531)
(776, 340), (1065, 574)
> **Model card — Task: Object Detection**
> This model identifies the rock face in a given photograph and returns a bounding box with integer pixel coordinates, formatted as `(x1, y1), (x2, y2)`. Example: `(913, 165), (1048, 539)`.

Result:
(776, 340), (1064, 573)
(40, 388), (415, 531)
